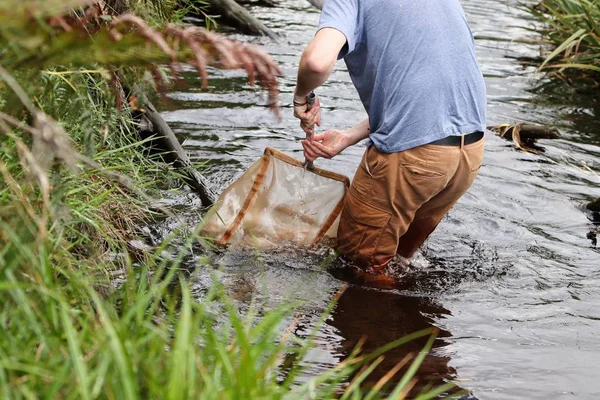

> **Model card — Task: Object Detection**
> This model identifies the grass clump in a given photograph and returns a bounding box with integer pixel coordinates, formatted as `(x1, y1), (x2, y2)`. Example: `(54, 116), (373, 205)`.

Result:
(0, 118), (444, 397)
(528, 0), (600, 88)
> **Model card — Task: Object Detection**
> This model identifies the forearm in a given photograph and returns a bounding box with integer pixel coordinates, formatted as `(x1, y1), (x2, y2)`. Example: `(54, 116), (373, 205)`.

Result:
(344, 119), (371, 146)
(294, 57), (331, 99)
(294, 28), (346, 99)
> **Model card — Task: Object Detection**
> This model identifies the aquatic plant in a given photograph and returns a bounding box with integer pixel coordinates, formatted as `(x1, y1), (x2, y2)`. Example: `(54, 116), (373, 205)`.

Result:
(528, 0), (600, 87)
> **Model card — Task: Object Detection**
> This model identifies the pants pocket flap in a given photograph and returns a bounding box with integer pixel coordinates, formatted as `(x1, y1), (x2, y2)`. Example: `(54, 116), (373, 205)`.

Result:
(345, 193), (391, 228)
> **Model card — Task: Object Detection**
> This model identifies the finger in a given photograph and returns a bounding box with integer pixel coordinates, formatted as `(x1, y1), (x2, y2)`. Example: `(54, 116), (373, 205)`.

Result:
(301, 141), (318, 160)
(302, 120), (315, 134)
(305, 141), (330, 159)
(313, 141), (337, 158)
(305, 108), (319, 126)
(309, 106), (321, 127)
(303, 149), (315, 163)
(293, 105), (306, 117)
(313, 140), (335, 154)
(311, 111), (321, 127)
(312, 133), (327, 142)
(296, 112), (308, 122)
(303, 140), (320, 155)
(303, 139), (319, 151)
(304, 147), (317, 161)
(294, 104), (311, 117)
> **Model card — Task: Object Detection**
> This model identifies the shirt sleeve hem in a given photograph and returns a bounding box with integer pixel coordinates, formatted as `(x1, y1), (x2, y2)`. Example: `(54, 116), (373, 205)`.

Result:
(316, 25), (354, 60)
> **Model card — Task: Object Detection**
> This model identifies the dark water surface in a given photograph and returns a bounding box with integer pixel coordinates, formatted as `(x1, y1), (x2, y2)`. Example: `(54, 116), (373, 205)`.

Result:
(157, 0), (600, 398)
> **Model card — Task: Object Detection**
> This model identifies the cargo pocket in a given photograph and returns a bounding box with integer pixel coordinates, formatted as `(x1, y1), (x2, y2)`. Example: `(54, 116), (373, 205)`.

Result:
(468, 139), (485, 177)
(468, 162), (483, 186)
(337, 192), (392, 268)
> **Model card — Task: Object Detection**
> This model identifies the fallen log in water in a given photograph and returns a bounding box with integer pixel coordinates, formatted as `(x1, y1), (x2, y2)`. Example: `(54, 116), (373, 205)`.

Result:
(235, 0), (278, 7)
(489, 123), (561, 140)
(130, 90), (216, 207)
(187, 0), (278, 39)
(488, 123), (560, 151)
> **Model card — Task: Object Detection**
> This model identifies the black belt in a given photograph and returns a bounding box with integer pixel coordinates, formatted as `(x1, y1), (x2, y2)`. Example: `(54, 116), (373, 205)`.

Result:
(429, 131), (484, 146)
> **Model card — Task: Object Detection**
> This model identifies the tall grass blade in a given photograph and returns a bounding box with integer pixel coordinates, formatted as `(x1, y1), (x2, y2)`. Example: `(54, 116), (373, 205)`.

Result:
(88, 289), (138, 400)
(549, 63), (600, 72)
(168, 279), (194, 400)
(539, 28), (587, 70)
(60, 302), (91, 400)
(387, 333), (439, 399)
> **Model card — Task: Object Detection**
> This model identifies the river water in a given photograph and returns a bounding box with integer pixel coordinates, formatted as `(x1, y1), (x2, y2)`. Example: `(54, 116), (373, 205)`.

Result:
(157, 0), (600, 398)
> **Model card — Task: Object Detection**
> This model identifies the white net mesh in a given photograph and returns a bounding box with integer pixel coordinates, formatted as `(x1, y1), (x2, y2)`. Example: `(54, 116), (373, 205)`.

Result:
(201, 147), (349, 248)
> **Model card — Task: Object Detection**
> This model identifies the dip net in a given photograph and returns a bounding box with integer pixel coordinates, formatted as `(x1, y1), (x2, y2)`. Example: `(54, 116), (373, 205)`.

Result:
(200, 147), (349, 249)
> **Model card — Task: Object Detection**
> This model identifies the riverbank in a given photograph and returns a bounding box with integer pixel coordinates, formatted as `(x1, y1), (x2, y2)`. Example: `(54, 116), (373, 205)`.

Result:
(3, 0), (599, 397)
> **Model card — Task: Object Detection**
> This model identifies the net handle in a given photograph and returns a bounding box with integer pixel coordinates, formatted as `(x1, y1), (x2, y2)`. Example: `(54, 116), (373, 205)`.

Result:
(305, 91), (316, 170)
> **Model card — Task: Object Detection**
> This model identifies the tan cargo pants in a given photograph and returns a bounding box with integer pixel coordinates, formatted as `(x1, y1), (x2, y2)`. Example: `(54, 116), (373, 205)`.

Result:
(337, 137), (484, 272)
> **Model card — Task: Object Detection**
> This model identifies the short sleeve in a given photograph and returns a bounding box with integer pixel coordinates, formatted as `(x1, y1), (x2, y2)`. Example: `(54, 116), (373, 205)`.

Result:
(318, 0), (360, 60)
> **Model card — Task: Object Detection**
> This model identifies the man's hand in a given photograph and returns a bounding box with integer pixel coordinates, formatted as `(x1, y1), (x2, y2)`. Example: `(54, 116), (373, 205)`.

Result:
(301, 129), (350, 162)
(293, 95), (321, 137)
(293, 28), (346, 136)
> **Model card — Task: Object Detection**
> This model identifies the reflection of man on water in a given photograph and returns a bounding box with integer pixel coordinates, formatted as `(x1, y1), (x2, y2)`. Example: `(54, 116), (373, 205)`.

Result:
(328, 285), (466, 397)
(292, 0), (487, 284)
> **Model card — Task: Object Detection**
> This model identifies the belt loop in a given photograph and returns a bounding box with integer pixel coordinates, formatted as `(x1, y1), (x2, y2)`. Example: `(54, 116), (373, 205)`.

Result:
(460, 134), (465, 148)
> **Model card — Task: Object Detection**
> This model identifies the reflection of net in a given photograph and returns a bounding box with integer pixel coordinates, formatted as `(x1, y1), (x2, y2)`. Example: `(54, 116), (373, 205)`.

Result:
(201, 147), (349, 248)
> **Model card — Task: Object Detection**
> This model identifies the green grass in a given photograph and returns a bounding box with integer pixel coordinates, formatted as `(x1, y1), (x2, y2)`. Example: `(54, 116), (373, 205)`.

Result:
(0, 128), (443, 397)
(0, 236), (442, 399)
(528, 0), (600, 86)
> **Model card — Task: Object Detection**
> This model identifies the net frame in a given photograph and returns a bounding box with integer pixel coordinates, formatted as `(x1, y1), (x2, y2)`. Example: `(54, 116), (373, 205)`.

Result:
(210, 147), (350, 247)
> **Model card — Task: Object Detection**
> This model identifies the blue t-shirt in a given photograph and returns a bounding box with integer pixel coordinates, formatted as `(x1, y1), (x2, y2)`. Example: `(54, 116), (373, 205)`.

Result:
(318, 0), (487, 152)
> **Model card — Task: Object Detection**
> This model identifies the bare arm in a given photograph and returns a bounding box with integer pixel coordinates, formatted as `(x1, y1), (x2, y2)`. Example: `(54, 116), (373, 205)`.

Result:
(294, 28), (347, 99)
(293, 28), (347, 135)
(344, 118), (371, 145)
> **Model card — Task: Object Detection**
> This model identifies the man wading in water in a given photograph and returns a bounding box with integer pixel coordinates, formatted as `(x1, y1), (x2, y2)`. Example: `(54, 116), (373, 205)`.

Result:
(293, 0), (486, 286)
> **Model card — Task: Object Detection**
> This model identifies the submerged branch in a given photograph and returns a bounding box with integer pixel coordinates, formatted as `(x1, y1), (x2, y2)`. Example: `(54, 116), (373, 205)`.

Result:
(207, 0), (278, 39)
(130, 87), (216, 207)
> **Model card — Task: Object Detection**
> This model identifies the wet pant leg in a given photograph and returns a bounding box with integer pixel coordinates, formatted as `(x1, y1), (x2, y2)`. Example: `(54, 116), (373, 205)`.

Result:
(337, 138), (484, 270)
(396, 139), (485, 258)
